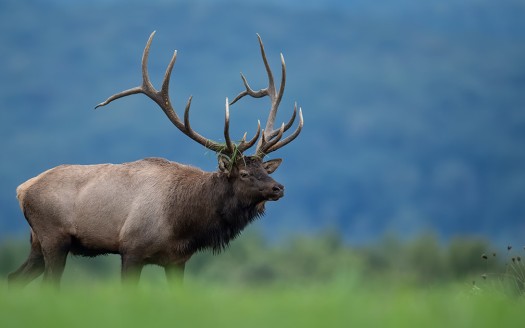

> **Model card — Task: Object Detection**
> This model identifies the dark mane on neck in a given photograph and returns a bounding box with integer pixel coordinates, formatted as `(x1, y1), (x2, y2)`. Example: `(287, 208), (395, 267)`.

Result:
(213, 201), (266, 253)
(173, 172), (267, 255)
(197, 200), (266, 254)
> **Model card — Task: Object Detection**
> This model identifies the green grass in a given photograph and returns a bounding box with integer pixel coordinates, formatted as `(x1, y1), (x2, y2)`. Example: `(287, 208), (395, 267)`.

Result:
(2, 235), (524, 327)
(1, 280), (523, 328)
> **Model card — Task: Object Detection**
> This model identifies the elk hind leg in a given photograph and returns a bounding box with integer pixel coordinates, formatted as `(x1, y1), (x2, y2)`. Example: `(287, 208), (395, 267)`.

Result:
(41, 235), (71, 287)
(7, 231), (45, 288)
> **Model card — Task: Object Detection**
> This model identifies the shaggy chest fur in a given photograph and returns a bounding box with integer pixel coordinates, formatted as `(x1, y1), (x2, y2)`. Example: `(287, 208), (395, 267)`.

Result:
(181, 202), (266, 254)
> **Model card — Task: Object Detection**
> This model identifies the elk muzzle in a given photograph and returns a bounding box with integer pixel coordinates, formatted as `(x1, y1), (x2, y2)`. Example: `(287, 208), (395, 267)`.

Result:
(267, 182), (284, 201)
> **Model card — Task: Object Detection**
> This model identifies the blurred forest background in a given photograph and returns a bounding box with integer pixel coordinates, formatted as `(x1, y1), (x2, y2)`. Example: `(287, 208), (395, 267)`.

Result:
(0, 0), (524, 285)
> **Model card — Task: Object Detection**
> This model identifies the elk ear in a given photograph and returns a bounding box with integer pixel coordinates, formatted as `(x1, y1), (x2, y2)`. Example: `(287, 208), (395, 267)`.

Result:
(218, 155), (231, 174)
(263, 158), (282, 174)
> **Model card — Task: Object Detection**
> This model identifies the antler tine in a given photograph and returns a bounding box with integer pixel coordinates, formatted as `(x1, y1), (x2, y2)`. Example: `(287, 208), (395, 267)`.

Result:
(257, 123), (285, 157)
(223, 99), (234, 154)
(266, 102), (297, 140)
(229, 73), (267, 105)
(238, 120), (261, 153)
(229, 33), (276, 106)
(266, 105), (303, 154)
(95, 31), (157, 109)
(95, 31), (229, 154)
(263, 51), (286, 136)
(141, 31), (156, 92)
(95, 87), (143, 109)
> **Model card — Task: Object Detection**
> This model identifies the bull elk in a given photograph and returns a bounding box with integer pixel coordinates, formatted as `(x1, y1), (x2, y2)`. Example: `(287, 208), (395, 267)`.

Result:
(8, 32), (303, 287)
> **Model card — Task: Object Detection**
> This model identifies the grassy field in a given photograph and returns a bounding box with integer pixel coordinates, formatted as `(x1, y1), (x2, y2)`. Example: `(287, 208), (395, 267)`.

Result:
(1, 279), (523, 328)
(2, 234), (525, 328)
(2, 233), (524, 327)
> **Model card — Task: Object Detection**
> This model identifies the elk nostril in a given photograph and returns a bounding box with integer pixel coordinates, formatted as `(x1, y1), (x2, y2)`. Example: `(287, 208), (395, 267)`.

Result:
(273, 184), (284, 193)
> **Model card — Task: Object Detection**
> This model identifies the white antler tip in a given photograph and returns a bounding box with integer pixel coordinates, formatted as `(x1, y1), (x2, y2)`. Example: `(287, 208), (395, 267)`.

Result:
(225, 97), (230, 114)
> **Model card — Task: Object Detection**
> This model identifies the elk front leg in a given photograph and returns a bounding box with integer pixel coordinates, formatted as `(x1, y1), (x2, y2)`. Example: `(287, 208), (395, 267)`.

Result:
(164, 262), (185, 288)
(121, 254), (144, 285)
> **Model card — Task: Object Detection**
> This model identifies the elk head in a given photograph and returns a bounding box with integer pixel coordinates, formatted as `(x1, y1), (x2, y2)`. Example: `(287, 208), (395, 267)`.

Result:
(96, 32), (303, 203)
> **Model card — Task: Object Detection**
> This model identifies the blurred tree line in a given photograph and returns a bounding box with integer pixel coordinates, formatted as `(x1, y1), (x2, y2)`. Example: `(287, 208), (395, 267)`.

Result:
(0, 230), (508, 287)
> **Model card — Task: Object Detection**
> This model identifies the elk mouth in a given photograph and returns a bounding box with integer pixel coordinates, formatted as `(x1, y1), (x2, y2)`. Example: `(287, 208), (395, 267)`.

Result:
(268, 193), (284, 201)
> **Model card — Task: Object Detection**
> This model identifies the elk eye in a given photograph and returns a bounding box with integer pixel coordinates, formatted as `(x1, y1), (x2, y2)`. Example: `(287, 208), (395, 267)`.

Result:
(239, 170), (250, 179)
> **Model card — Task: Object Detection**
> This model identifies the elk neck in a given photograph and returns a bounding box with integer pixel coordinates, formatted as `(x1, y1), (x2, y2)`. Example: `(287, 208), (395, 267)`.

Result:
(207, 172), (266, 252)
(166, 169), (266, 255)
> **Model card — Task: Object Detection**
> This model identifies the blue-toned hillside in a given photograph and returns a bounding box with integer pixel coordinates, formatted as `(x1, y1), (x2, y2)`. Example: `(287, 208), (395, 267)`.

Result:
(1, 0), (524, 244)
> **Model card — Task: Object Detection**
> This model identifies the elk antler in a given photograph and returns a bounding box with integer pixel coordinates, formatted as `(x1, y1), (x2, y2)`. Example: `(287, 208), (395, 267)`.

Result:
(95, 31), (260, 156)
(230, 34), (303, 158)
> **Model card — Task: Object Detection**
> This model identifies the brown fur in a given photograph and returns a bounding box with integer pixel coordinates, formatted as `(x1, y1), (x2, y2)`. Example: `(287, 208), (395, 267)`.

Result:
(8, 156), (283, 287)
(9, 32), (301, 288)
